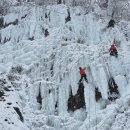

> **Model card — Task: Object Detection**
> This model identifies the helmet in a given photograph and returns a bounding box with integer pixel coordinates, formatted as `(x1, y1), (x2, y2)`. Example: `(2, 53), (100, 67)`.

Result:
(79, 67), (81, 69)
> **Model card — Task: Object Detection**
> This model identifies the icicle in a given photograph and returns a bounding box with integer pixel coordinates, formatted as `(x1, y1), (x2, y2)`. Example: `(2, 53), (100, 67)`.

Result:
(97, 64), (108, 99)
(69, 67), (79, 95)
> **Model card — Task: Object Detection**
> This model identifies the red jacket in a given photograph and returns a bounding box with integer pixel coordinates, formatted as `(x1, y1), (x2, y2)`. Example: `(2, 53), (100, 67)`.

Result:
(80, 68), (86, 75)
(109, 44), (117, 52)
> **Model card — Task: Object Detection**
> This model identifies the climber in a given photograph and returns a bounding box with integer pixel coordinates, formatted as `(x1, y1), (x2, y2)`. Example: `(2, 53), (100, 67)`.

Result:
(78, 67), (88, 84)
(44, 29), (49, 37)
(109, 42), (118, 57)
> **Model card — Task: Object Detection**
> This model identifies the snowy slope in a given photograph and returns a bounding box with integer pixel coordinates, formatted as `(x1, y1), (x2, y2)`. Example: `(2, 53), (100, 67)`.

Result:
(0, 3), (130, 130)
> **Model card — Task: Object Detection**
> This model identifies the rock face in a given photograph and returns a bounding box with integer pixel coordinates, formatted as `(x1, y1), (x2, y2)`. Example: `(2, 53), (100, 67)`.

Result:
(95, 87), (102, 101)
(13, 107), (24, 122)
(68, 83), (85, 111)
(0, 17), (4, 29)
(108, 78), (120, 101)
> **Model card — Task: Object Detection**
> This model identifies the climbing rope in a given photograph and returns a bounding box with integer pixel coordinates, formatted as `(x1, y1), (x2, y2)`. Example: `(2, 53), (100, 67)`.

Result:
(106, 62), (115, 88)
(94, 97), (97, 130)
(83, 44), (85, 66)
(100, 43), (113, 93)
(88, 83), (91, 130)
(82, 44), (91, 130)
(89, 65), (98, 130)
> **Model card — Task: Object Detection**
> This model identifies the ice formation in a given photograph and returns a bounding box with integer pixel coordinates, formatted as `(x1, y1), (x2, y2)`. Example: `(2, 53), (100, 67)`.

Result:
(0, 2), (130, 130)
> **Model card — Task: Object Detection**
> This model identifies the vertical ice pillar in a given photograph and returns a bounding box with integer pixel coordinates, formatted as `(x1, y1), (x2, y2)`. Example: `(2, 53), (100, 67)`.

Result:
(70, 67), (79, 95)
(84, 83), (96, 114)
(97, 64), (108, 99)
(58, 79), (68, 114)
(29, 82), (40, 110)
(40, 82), (49, 114)
(40, 82), (56, 115)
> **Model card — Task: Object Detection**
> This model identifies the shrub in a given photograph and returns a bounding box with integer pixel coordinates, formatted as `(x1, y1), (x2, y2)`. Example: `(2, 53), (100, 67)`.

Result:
(10, 65), (23, 74)
(7, 73), (17, 81)
(77, 37), (85, 44)
(0, 1), (10, 16)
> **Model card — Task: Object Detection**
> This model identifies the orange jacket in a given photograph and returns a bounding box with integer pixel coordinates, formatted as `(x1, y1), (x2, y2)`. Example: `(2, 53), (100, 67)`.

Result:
(80, 68), (86, 75)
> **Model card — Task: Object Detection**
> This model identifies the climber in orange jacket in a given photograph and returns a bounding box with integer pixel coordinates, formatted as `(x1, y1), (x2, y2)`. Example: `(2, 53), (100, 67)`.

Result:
(79, 67), (88, 83)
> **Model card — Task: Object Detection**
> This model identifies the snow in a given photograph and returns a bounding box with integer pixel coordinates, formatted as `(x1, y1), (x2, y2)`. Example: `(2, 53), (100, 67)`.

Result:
(0, 2), (130, 130)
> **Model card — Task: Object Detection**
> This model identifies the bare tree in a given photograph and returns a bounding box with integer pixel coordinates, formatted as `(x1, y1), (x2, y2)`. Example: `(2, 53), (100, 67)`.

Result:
(96, 0), (108, 9)
(0, 0), (10, 15)
(106, 0), (130, 21)
(57, 0), (62, 4)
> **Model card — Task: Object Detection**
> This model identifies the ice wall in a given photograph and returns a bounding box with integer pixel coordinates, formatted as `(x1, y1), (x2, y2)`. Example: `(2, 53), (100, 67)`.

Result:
(0, 3), (130, 130)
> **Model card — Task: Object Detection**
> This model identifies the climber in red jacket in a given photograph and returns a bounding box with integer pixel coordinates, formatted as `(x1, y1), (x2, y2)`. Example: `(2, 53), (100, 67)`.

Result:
(109, 43), (118, 57)
(79, 67), (88, 83)
(109, 43), (117, 52)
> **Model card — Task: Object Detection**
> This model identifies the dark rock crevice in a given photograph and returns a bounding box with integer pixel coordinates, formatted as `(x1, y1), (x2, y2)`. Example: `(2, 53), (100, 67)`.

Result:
(65, 8), (71, 23)
(0, 17), (18, 30)
(107, 19), (115, 28)
(108, 77), (120, 101)
(0, 90), (4, 98)
(13, 107), (24, 122)
(21, 14), (27, 19)
(95, 87), (102, 101)
(68, 83), (85, 112)
(36, 86), (42, 109)
(0, 17), (4, 29)
(4, 19), (18, 28)
(28, 36), (34, 41)
(3, 37), (10, 43)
